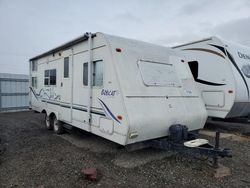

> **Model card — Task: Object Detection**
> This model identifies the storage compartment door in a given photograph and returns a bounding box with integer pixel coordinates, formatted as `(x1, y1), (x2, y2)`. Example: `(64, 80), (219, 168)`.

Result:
(202, 91), (225, 107)
(99, 117), (114, 135)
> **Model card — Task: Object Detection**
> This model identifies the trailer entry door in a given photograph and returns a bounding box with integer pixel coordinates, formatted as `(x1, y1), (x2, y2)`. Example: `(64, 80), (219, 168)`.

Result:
(60, 49), (73, 122)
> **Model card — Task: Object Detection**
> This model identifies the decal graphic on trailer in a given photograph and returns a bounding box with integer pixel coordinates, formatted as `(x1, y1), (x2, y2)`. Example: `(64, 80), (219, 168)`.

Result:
(186, 61), (226, 86)
(183, 48), (225, 59)
(181, 47), (226, 86)
(209, 44), (250, 99)
(29, 87), (61, 101)
(98, 98), (121, 124)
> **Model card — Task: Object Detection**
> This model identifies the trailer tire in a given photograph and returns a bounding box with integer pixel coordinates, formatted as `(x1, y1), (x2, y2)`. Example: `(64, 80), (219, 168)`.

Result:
(45, 114), (53, 130)
(52, 116), (64, 134)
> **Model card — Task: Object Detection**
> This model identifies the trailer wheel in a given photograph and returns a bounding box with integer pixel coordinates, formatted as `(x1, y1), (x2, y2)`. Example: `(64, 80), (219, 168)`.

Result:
(45, 114), (53, 130)
(52, 116), (64, 134)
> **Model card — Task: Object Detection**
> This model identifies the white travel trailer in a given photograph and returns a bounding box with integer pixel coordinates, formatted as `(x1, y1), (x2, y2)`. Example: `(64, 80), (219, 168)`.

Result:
(29, 32), (207, 146)
(173, 36), (250, 118)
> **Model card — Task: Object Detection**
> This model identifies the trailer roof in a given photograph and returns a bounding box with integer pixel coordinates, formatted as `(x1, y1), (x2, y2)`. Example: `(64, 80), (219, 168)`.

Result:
(172, 37), (215, 49)
(30, 33), (96, 61)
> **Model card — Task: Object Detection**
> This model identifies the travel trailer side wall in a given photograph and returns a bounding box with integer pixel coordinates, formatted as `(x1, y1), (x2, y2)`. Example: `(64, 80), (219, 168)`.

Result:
(29, 32), (207, 145)
(173, 36), (250, 118)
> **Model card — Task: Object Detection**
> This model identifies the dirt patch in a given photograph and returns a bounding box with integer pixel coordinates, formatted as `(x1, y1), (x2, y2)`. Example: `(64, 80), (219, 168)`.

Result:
(214, 164), (231, 178)
(1, 111), (250, 187)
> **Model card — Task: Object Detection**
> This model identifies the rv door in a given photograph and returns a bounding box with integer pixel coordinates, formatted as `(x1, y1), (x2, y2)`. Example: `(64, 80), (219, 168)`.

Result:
(61, 49), (73, 122)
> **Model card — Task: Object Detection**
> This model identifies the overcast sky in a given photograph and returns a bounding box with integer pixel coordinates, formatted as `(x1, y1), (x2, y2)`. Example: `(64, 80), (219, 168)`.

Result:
(0, 0), (250, 74)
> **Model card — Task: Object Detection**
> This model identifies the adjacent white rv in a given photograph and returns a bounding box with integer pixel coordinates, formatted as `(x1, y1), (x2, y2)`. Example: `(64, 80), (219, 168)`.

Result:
(29, 32), (207, 145)
(173, 36), (250, 118)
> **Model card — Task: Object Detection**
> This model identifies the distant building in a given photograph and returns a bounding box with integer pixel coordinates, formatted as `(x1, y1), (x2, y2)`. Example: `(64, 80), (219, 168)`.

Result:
(0, 73), (29, 112)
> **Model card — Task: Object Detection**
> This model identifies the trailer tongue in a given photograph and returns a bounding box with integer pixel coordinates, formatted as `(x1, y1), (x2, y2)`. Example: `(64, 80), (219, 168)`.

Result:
(127, 124), (232, 167)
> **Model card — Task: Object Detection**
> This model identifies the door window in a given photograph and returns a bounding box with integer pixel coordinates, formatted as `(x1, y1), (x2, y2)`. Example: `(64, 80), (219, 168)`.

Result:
(83, 60), (103, 86)
(64, 57), (69, 78)
(83, 63), (88, 86)
(93, 60), (103, 86)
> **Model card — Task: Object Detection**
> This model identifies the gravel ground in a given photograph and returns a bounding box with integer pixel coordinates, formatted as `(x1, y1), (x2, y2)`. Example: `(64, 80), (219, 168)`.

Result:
(0, 111), (250, 187)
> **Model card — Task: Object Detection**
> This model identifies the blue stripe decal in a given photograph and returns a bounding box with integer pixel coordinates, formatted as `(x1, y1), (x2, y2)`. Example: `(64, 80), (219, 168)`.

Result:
(98, 98), (121, 124)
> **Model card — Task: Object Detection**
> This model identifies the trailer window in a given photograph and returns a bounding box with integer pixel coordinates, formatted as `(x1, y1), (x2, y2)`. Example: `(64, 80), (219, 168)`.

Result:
(44, 70), (49, 86)
(64, 57), (69, 78)
(31, 61), (37, 71)
(83, 60), (103, 86)
(45, 70), (49, 77)
(32, 77), (37, 88)
(44, 69), (57, 86)
(50, 69), (56, 85)
(138, 60), (180, 87)
(242, 64), (250, 78)
(44, 78), (49, 85)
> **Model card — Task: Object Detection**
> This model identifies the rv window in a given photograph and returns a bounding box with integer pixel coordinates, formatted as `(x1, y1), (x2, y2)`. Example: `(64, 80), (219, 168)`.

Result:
(138, 60), (180, 87)
(50, 69), (57, 85)
(32, 61), (37, 71)
(44, 70), (49, 86)
(242, 64), (250, 78)
(44, 78), (49, 85)
(83, 63), (88, 86)
(45, 70), (49, 77)
(187, 61), (199, 79)
(44, 69), (56, 86)
(93, 60), (103, 86)
(32, 77), (37, 88)
(64, 57), (69, 78)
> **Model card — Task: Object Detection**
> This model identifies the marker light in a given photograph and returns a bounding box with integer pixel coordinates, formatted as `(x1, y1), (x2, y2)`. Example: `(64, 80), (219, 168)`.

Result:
(116, 48), (122, 52)
(117, 115), (123, 120)
(129, 132), (138, 139)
